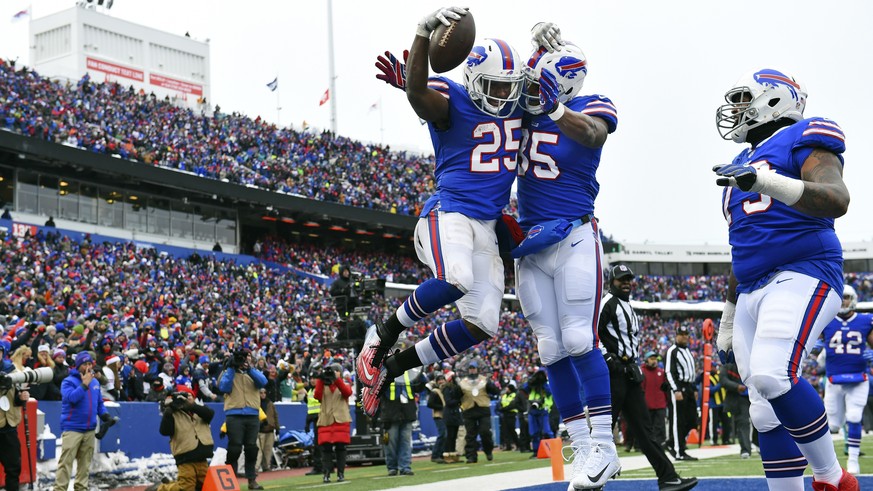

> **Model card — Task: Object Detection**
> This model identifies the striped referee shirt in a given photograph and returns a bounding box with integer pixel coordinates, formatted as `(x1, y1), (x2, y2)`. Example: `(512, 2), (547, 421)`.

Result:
(665, 343), (696, 391)
(598, 292), (640, 360)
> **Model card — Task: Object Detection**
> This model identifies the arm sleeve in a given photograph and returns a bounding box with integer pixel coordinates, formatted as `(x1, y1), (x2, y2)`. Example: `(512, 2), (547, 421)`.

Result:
(248, 368), (268, 388)
(575, 95), (618, 133)
(189, 403), (215, 424)
(217, 369), (234, 393)
(314, 379), (325, 401)
(159, 411), (175, 436)
(198, 378), (215, 399)
(335, 378), (353, 399)
(61, 377), (86, 404)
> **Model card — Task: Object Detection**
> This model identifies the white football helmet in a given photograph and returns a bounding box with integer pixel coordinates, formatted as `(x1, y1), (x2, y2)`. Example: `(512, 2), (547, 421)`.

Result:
(463, 38), (524, 117)
(716, 68), (807, 143)
(840, 285), (858, 315)
(522, 42), (587, 115)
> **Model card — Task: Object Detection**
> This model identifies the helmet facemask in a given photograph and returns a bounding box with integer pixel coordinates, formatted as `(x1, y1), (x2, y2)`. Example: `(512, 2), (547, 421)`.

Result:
(716, 69), (807, 143)
(463, 38), (524, 118)
(468, 73), (523, 117)
(521, 43), (588, 115)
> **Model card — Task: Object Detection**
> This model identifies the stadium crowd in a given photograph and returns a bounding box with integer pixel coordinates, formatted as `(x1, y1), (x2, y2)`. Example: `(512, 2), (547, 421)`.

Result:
(0, 59), (434, 216)
(3, 226), (868, 407)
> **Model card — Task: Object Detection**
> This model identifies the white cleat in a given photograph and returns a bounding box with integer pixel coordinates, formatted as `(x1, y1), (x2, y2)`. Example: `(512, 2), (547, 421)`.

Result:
(847, 458), (860, 476)
(565, 443), (591, 491)
(570, 442), (621, 490)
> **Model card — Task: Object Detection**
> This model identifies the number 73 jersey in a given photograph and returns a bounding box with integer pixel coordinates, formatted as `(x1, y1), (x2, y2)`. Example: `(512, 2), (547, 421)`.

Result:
(822, 312), (873, 377)
(720, 117), (846, 294)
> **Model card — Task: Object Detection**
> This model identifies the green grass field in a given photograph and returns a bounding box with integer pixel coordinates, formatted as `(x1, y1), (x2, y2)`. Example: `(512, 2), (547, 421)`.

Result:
(247, 438), (873, 490)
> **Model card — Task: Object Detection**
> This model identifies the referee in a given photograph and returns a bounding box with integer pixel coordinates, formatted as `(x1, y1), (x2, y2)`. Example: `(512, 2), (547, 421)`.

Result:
(664, 325), (698, 461)
(599, 265), (697, 491)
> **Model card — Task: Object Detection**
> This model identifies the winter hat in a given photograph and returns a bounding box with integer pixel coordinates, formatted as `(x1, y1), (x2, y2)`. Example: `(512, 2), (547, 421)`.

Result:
(52, 348), (66, 360)
(134, 360), (148, 374)
(75, 351), (94, 368)
(38, 344), (51, 354)
(105, 355), (120, 366)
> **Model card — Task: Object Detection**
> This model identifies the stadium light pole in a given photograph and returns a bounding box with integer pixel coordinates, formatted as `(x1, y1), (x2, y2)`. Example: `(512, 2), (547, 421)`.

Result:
(327, 0), (338, 133)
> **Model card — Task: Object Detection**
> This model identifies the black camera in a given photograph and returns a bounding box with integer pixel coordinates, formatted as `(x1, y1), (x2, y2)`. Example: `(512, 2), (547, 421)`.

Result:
(229, 348), (249, 370)
(161, 391), (191, 412)
(313, 366), (337, 386)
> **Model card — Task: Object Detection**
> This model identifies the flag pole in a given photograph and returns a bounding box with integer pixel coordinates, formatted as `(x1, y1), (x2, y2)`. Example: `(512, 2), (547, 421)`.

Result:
(276, 85), (281, 127)
(379, 96), (384, 145)
(327, 0), (338, 133)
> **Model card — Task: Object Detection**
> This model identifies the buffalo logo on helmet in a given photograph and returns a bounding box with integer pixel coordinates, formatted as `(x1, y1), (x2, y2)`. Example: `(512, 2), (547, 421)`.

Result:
(753, 69), (800, 100)
(555, 56), (587, 79)
(466, 46), (487, 67)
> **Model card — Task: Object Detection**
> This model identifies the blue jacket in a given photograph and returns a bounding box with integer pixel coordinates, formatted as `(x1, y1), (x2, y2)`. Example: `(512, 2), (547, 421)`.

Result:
(60, 370), (107, 433)
(218, 367), (267, 416)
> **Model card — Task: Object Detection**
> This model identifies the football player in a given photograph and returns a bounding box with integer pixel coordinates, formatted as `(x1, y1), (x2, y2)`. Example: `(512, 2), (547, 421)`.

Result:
(513, 30), (622, 491)
(357, 6), (525, 417)
(818, 285), (873, 476)
(714, 69), (857, 490)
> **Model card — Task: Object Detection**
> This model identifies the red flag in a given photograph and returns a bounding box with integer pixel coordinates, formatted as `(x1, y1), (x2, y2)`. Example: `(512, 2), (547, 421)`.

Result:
(319, 89), (330, 106)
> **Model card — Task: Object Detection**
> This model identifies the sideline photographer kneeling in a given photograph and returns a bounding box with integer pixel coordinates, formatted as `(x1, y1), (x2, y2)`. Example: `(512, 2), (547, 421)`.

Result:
(218, 348), (267, 490)
(145, 387), (214, 491)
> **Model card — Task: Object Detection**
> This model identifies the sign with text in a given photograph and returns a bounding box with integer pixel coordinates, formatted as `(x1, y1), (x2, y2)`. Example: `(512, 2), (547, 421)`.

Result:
(86, 57), (144, 82)
(149, 73), (203, 96)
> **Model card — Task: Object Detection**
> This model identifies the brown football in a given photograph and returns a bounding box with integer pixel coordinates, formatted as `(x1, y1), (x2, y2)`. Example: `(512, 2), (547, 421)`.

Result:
(428, 10), (476, 73)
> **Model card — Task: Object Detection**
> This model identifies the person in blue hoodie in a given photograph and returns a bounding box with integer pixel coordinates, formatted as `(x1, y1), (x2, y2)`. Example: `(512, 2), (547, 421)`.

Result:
(54, 351), (109, 491)
(218, 348), (267, 490)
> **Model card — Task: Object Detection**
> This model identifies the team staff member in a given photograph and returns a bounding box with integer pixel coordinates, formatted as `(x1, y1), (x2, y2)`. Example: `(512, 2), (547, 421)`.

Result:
(55, 352), (112, 491)
(0, 341), (28, 491)
(642, 351), (668, 446)
(599, 265), (697, 491)
(459, 361), (499, 463)
(664, 326), (698, 461)
(720, 361), (752, 458)
(218, 349), (267, 490)
(497, 381), (521, 451)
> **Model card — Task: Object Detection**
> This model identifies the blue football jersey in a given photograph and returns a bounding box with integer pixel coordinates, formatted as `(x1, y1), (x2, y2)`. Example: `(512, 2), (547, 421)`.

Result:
(419, 77), (523, 220)
(516, 95), (618, 230)
(822, 313), (873, 376)
(721, 117), (846, 294)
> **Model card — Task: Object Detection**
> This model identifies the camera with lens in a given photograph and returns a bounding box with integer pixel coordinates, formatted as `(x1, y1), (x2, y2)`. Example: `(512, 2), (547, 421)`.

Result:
(228, 348), (250, 370)
(160, 391), (191, 412)
(0, 366), (53, 390)
(312, 366), (337, 386)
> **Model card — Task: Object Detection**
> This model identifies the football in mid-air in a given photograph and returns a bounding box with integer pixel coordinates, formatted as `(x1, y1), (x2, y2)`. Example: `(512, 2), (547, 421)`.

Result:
(428, 10), (475, 73)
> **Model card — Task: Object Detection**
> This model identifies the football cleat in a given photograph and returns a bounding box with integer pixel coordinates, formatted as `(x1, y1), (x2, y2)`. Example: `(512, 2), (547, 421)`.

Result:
(571, 441), (621, 489)
(812, 469), (859, 491)
(356, 324), (392, 387)
(564, 443), (590, 491)
(361, 367), (389, 417)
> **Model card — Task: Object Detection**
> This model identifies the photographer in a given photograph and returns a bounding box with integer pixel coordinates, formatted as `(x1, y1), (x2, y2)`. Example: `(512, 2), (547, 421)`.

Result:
(217, 348), (267, 490)
(0, 340), (29, 491)
(54, 352), (116, 491)
(520, 368), (552, 459)
(144, 388), (214, 491)
(314, 363), (352, 483)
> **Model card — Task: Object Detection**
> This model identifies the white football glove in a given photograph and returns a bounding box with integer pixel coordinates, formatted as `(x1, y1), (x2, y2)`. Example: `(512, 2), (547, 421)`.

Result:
(717, 301), (736, 363)
(417, 6), (468, 38)
(531, 22), (564, 52)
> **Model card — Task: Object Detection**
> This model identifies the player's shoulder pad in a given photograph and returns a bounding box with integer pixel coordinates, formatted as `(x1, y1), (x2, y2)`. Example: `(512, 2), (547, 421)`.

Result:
(427, 76), (455, 100)
(792, 117), (846, 155)
(570, 94), (618, 133)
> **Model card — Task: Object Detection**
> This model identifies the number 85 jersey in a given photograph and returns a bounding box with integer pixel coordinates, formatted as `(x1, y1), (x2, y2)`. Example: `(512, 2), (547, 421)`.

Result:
(721, 117), (846, 294)
(822, 312), (873, 377)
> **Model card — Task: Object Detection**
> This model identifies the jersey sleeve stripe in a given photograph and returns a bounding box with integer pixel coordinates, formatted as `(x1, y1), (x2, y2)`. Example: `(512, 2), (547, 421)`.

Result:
(581, 108), (618, 118)
(802, 128), (845, 142)
(587, 101), (617, 110)
(809, 120), (843, 132)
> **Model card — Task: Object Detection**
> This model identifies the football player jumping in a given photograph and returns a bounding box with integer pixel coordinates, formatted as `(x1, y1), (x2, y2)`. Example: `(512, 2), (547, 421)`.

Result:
(714, 69), (857, 491)
(358, 6), (525, 418)
(818, 285), (873, 476)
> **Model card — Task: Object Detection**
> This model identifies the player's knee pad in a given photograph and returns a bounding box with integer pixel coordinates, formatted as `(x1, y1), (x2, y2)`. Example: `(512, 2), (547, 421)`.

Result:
(446, 263), (474, 294)
(846, 406), (864, 426)
(749, 402), (781, 432)
(537, 335), (569, 366)
(745, 372), (790, 400)
(560, 322), (595, 357)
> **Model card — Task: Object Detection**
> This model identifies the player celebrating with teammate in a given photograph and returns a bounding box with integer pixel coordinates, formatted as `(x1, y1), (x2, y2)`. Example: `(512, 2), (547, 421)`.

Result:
(714, 69), (857, 490)
(512, 26), (622, 490)
(357, 7), (524, 417)
(818, 285), (873, 476)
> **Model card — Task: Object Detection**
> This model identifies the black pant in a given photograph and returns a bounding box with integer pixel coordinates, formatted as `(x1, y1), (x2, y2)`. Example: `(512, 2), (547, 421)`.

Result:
(666, 385), (697, 457)
(306, 414), (322, 471)
(462, 406), (493, 461)
(610, 369), (679, 484)
(0, 429), (21, 491)
(517, 413), (531, 451)
(499, 412), (518, 449)
(320, 442), (346, 477)
(225, 414), (260, 480)
(728, 396), (751, 454)
(649, 408), (667, 446)
(445, 424), (460, 454)
(710, 405), (731, 445)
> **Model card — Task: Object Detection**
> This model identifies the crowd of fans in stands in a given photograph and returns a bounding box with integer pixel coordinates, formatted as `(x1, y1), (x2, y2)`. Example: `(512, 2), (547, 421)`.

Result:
(0, 59), (435, 216)
(5, 226), (870, 406)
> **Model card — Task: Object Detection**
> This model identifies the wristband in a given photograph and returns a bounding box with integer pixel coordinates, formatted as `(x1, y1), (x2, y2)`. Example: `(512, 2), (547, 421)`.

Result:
(416, 20), (431, 38)
(749, 170), (804, 205)
(547, 103), (565, 121)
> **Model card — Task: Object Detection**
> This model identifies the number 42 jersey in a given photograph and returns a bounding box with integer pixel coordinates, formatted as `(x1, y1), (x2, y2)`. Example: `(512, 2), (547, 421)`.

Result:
(822, 312), (873, 377)
(721, 117), (846, 294)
